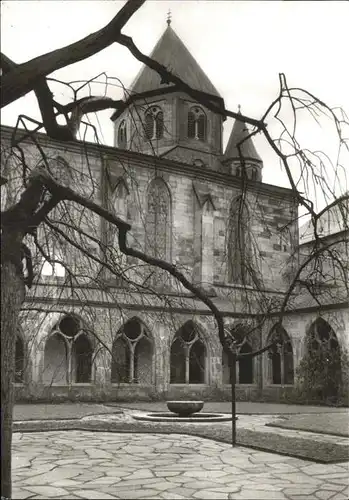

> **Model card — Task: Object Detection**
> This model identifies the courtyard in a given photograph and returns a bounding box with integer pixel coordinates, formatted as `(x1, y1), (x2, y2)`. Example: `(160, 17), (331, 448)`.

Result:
(12, 402), (349, 499)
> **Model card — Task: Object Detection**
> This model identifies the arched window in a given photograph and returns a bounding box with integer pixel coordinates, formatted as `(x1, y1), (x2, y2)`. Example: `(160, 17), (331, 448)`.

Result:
(73, 334), (93, 383)
(43, 315), (93, 385)
(236, 166), (241, 177)
(308, 318), (339, 351)
(238, 342), (253, 384)
(111, 318), (153, 384)
(304, 318), (342, 399)
(251, 168), (257, 181)
(144, 106), (164, 140)
(170, 321), (206, 384)
(118, 120), (127, 149)
(50, 156), (71, 186)
(188, 106), (206, 141)
(145, 178), (171, 286)
(15, 336), (25, 383)
(227, 197), (252, 285)
(267, 326), (294, 385)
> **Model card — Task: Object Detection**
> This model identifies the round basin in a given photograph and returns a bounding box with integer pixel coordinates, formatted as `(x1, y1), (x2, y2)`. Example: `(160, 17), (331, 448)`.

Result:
(167, 400), (204, 417)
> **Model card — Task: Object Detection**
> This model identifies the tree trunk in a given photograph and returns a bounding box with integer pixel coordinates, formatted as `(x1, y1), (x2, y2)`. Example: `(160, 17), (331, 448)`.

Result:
(1, 235), (25, 500)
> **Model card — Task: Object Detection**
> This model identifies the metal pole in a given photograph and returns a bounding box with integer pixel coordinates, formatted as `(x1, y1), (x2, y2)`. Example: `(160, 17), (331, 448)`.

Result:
(230, 351), (237, 447)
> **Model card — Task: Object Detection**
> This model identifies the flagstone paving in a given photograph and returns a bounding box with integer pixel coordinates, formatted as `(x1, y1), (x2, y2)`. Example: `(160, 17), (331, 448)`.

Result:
(13, 431), (348, 499)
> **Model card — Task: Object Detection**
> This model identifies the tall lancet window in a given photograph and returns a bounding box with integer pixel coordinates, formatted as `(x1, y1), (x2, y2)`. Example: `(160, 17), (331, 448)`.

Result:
(144, 106), (164, 140)
(145, 178), (171, 287)
(227, 197), (252, 285)
(118, 120), (127, 149)
(146, 178), (171, 260)
(188, 106), (206, 141)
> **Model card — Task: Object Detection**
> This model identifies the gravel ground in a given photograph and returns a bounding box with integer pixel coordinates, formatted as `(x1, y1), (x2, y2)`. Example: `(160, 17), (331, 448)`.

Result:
(267, 412), (349, 437)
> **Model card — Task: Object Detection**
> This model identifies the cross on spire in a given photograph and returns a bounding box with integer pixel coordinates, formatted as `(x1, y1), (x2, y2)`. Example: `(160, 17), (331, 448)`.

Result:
(166, 9), (172, 26)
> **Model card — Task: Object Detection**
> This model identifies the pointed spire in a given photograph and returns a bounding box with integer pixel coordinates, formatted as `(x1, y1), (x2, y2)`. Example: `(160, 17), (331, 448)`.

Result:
(224, 112), (262, 162)
(129, 23), (221, 98)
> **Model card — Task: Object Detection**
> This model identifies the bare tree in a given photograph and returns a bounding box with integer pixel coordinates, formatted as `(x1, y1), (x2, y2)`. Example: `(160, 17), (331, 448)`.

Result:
(1, 1), (348, 498)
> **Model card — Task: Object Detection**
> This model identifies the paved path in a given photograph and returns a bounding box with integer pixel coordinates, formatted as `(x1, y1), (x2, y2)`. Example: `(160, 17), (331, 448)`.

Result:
(13, 431), (349, 500)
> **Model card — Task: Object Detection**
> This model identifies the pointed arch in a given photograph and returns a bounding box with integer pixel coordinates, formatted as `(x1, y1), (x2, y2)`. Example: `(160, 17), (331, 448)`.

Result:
(170, 320), (207, 384)
(267, 325), (294, 385)
(42, 314), (94, 385)
(227, 196), (252, 285)
(117, 120), (127, 149)
(112, 178), (129, 220)
(145, 178), (172, 287)
(303, 318), (342, 399)
(111, 317), (154, 384)
(308, 318), (339, 350)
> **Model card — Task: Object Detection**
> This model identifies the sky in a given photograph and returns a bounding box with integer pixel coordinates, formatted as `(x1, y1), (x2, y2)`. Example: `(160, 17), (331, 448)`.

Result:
(1, 0), (348, 211)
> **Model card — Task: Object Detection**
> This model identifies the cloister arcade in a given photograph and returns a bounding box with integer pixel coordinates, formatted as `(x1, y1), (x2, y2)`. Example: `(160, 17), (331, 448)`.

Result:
(14, 314), (346, 401)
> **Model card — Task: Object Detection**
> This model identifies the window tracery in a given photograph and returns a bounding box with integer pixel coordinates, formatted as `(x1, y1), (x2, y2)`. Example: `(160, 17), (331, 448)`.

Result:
(188, 106), (206, 141)
(144, 106), (164, 140)
(170, 321), (206, 384)
(146, 178), (171, 261)
(111, 318), (153, 384)
(43, 316), (92, 385)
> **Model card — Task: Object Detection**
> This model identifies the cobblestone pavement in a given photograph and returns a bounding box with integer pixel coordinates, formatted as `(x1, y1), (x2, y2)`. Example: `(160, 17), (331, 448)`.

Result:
(13, 430), (349, 500)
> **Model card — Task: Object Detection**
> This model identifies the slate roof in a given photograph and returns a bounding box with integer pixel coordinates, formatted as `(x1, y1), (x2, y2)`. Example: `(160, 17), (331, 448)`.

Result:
(224, 116), (262, 162)
(299, 194), (349, 244)
(130, 25), (221, 98)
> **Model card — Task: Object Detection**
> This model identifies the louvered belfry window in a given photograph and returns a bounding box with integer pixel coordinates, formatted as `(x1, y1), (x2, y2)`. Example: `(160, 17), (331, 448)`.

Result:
(188, 106), (206, 141)
(144, 106), (164, 140)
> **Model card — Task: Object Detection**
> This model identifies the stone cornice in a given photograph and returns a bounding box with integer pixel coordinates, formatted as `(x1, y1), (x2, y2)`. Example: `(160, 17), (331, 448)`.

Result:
(1, 124), (297, 202)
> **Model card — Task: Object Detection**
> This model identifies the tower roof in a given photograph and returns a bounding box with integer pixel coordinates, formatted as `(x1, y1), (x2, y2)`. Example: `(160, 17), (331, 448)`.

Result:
(223, 116), (262, 162)
(130, 25), (221, 98)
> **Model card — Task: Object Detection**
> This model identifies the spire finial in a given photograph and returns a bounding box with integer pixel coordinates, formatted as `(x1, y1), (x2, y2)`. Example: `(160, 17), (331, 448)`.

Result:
(166, 9), (172, 26)
(238, 104), (241, 113)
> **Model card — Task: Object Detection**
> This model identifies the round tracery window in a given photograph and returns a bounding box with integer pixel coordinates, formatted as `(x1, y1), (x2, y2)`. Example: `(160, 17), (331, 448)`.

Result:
(59, 316), (80, 338)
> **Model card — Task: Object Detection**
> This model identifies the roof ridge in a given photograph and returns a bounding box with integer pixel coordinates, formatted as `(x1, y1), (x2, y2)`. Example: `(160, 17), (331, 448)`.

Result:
(129, 25), (221, 99)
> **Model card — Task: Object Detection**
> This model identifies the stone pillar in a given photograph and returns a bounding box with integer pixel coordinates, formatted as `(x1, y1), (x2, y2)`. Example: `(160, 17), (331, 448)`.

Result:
(209, 355), (222, 388)
(201, 203), (214, 287)
(155, 323), (170, 394)
(94, 347), (111, 386)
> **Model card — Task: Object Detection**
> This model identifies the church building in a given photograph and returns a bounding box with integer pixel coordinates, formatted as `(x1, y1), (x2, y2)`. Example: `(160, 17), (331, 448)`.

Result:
(3, 20), (347, 403)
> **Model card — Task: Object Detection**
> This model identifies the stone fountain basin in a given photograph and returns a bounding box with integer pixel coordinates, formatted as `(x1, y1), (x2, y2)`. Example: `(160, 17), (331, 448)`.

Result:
(132, 412), (234, 422)
(167, 400), (204, 417)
